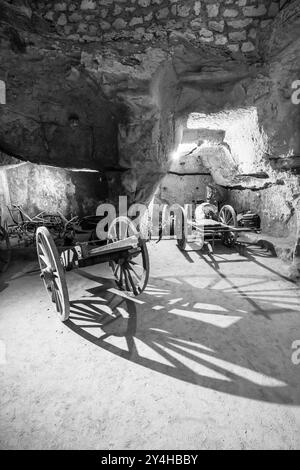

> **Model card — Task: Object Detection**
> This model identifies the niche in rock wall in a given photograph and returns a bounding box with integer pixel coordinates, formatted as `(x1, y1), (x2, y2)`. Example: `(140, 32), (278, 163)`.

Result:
(155, 145), (214, 206)
(0, 161), (108, 222)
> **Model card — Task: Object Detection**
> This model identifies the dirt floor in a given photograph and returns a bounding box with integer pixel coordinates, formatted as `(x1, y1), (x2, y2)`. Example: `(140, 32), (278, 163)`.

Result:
(0, 240), (300, 450)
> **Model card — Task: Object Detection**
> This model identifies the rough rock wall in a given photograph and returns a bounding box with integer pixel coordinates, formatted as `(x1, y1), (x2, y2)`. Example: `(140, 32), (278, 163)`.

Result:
(169, 0), (300, 252)
(225, 0), (300, 247)
(228, 178), (299, 238)
(155, 148), (213, 206)
(1, 0), (260, 205)
(0, 162), (106, 220)
(36, 0), (281, 53)
(171, 1), (300, 186)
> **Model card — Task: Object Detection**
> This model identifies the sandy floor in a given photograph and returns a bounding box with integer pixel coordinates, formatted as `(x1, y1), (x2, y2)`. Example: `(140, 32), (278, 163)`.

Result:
(0, 240), (300, 449)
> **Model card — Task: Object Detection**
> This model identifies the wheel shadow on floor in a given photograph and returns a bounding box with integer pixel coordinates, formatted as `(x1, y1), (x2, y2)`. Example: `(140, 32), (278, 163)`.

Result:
(64, 267), (300, 406)
(179, 242), (295, 284)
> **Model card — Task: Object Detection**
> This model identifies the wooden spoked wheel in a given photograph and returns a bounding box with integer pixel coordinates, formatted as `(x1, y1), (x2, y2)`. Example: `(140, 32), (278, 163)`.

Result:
(218, 204), (238, 247)
(176, 206), (187, 251)
(108, 216), (149, 296)
(36, 226), (70, 321)
(176, 205), (205, 251)
(60, 247), (78, 271)
(0, 225), (11, 273)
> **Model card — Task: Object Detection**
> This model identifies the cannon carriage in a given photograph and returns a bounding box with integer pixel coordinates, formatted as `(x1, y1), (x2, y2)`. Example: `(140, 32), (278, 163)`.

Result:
(36, 216), (149, 322)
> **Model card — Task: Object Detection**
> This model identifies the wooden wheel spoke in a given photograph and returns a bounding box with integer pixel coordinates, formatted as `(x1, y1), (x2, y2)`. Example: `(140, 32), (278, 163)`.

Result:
(126, 267), (139, 295)
(53, 287), (62, 313)
(119, 265), (125, 288)
(108, 216), (149, 296)
(45, 246), (55, 267)
(130, 259), (141, 266)
(218, 205), (237, 247)
(219, 206), (237, 228)
(53, 272), (62, 291)
(129, 258), (144, 272)
(128, 262), (142, 282)
(113, 263), (121, 278)
(66, 250), (72, 264)
(38, 242), (52, 267)
(39, 253), (49, 267)
(61, 249), (74, 269)
(123, 267), (131, 292)
(61, 251), (67, 265)
(54, 282), (63, 311)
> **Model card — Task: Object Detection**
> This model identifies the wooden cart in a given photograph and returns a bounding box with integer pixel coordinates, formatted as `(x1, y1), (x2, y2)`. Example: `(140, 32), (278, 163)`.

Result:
(36, 216), (149, 322)
(177, 204), (254, 252)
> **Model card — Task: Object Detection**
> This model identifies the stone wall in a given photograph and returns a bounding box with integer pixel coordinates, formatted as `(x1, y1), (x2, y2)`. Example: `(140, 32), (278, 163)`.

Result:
(36, 0), (282, 53)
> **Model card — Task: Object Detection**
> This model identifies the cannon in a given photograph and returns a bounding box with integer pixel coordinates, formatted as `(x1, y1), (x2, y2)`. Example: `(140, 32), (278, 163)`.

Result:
(36, 216), (149, 321)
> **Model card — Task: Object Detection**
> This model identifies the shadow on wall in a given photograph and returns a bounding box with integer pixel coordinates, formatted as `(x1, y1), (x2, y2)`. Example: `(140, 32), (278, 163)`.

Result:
(0, 162), (108, 219)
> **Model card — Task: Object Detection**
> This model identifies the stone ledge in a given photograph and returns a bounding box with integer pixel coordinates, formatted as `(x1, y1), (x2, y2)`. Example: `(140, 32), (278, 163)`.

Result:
(239, 232), (295, 260)
(238, 232), (299, 280)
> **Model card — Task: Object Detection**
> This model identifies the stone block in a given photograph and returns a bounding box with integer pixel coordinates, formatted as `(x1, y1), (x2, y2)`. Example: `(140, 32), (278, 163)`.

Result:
(215, 34), (228, 45)
(100, 8), (108, 18)
(144, 12), (153, 22)
(99, 20), (111, 31)
(129, 17), (143, 27)
(194, 1), (201, 16)
(113, 5), (122, 15)
(69, 12), (82, 22)
(190, 18), (202, 30)
(228, 43), (240, 52)
(209, 20), (225, 33)
(200, 36), (214, 43)
(57, 13), (67, 26)
(44, 11), (54, 21)
(80, 0), (96, 10)
(227, 19), (252, 29)
(77, 22), (88, 33)
(112, 18), (127, 30)
(138, 0), (151, 6)
(156, 8), (169, 19)
(207, 4), (219, 18)
(223, 9), (239, 17)
(55, 3), (67, 12)
(241, 41), (255, 52)
(178, 5), (191, 17)
(243, 5), (267, 17)
(229, 31), (247, 41)
(200, 28), (213, 38)
(248, 28), (256, 39)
